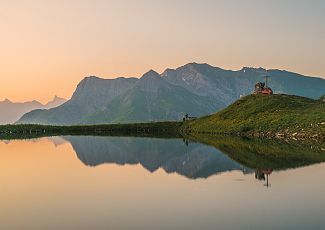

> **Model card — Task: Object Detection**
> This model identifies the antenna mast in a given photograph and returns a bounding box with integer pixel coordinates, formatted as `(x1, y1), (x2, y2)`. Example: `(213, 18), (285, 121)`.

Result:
(265, 71), (270, 88)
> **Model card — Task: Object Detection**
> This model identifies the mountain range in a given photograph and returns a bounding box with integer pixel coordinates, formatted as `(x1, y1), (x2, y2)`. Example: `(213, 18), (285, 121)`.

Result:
(17, 63), (325, 125)
(0, 96), (66, 124)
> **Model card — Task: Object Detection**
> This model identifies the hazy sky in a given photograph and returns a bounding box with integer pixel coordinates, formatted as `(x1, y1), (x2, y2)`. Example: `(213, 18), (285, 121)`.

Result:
(0, 0), (324, 103)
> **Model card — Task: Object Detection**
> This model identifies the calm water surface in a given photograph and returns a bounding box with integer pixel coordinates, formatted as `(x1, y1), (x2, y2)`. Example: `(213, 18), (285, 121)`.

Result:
(0, 136), (325, 230)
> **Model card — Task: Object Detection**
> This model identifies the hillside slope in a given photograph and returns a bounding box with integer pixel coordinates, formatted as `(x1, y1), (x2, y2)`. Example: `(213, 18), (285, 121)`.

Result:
(182, 94), (325, 140)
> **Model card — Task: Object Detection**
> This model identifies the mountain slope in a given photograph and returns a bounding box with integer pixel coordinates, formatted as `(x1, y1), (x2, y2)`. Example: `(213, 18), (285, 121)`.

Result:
(84, 70), (222, 123)
(17, 77), (138, 125)
(162, 63), (241, 106)
(182, 94), (325, 139)
(162, 63), (325, 104)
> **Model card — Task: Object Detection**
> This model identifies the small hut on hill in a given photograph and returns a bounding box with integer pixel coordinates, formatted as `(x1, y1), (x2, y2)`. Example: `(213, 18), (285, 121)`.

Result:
(254, 75), (273, 95)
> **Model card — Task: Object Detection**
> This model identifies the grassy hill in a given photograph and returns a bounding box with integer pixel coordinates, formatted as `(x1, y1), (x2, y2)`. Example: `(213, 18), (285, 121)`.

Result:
(182, 94), (325, 140)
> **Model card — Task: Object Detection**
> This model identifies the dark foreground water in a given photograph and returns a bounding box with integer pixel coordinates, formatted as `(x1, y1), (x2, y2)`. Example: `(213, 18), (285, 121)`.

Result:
(1, 136), (325, 230)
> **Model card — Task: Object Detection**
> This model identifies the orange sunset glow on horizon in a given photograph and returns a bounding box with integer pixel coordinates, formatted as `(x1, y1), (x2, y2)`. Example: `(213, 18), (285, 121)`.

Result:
(0, 0), (324, 103)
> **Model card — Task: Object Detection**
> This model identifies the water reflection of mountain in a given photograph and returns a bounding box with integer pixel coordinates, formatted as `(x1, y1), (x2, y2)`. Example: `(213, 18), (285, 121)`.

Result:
(63, 136), (252, 179)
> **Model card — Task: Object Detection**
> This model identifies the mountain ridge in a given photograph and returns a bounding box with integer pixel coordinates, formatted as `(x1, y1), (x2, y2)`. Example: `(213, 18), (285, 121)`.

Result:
(16, 63), (325, 125)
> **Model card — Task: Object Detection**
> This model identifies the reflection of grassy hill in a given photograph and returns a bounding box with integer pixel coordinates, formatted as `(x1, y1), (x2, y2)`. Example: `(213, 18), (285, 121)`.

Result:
(187, 134), (325, 170)
(182, 94), (325, 140)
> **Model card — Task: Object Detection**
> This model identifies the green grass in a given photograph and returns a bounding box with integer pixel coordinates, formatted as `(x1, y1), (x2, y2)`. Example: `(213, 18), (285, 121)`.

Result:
(0, 122), (183, 140)
(182, 94), (325, 140)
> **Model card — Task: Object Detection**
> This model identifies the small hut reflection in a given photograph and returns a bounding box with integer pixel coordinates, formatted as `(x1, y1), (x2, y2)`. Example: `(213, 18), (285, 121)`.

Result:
(255, 169), (273, 188)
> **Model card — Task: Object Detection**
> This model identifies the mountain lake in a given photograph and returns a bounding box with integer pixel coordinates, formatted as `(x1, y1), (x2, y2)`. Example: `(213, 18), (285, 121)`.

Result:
(0, 136), (325, 230)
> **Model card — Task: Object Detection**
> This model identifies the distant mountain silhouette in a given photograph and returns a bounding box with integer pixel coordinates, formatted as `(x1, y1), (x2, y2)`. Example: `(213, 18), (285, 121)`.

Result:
(44, 96), (67, 108)
(0, 96), (66, 124)
(63, 136), (251, 179)
(17, 63), (325, 125)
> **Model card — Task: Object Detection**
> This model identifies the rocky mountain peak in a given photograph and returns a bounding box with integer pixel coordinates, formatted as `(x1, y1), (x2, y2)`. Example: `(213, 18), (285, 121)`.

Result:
(161, 68), (175, 77)
(241, 67), (267, 74)
(137, 69), (168, 92)
(141, 70), (161, 79)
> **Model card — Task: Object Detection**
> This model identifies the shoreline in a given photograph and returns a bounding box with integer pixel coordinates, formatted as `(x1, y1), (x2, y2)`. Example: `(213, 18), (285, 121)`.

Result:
(1, 121), (325, 145)
(0, 122), (183, 140)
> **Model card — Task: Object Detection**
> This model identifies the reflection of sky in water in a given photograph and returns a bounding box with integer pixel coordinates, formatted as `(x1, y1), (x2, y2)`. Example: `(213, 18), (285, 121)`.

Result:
(0, 137), (324, 230)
